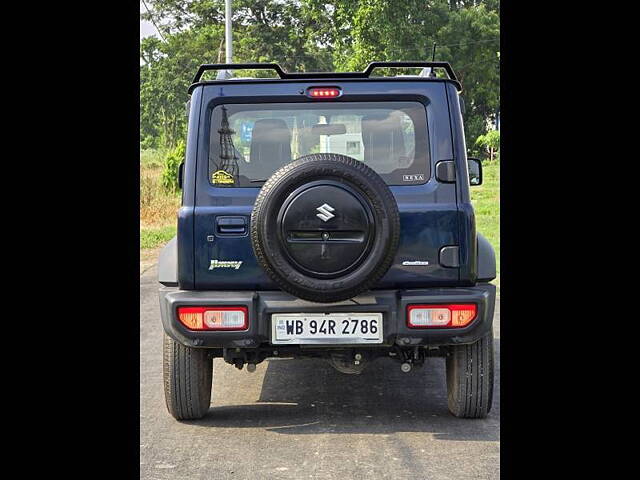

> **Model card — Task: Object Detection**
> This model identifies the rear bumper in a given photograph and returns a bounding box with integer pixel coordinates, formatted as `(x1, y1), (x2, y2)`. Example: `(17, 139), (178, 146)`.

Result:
(159, 284), (496, 349)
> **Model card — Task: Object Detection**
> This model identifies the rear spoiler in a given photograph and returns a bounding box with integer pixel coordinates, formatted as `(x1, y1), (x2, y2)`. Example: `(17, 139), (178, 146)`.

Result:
(191, 61), (462, 92)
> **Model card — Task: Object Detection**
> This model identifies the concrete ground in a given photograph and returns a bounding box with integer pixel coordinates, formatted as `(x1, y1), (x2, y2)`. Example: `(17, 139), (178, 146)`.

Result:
(141, 265), (500, 479)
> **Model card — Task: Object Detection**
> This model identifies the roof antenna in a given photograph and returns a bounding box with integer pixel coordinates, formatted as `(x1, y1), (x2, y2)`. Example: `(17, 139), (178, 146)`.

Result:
(419, 42), (437, 78)
(217, 0), (234, 80)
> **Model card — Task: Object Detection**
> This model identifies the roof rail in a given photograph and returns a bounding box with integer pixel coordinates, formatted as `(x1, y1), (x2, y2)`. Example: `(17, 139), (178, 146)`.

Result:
(363, 61), (458, 83)
(191, 61), (461, 91)
(192, 63), (286, 83)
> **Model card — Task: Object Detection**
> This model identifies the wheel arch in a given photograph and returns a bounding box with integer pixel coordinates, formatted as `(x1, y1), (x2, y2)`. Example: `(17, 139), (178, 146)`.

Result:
(159, 236), (178, 287)
(476, 233), (496, 282)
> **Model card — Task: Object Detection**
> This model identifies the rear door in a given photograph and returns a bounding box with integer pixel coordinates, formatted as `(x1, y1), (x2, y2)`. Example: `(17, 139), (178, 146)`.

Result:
(192, 80), (459, 290)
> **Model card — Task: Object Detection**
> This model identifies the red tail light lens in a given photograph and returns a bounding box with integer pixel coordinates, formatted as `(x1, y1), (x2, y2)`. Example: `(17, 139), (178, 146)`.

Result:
(307, 87), (341, 98)
(407, 304), (477, 328)
(177, 306), (248, 331)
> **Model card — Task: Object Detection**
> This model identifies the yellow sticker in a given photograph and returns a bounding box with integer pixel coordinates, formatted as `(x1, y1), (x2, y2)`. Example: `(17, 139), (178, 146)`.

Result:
(211, 170), (235, 185)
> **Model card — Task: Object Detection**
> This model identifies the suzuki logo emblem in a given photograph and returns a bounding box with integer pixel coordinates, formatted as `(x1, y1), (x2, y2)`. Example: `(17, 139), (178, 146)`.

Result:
(316, 203), (335, 222)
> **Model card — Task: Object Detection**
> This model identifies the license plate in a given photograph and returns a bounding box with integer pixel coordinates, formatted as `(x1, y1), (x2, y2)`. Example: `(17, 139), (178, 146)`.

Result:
(271, 313), (383, 345)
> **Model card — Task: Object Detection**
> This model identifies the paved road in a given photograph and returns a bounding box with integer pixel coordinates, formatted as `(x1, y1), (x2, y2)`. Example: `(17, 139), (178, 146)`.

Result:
(141, 266), (500, 479)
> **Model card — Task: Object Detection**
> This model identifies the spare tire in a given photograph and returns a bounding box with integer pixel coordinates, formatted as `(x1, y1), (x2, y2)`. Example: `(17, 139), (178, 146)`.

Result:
(250, 153), (400, 303)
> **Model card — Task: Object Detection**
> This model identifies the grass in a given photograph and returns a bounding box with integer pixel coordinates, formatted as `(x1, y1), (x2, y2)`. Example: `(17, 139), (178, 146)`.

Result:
(470, 160), (500, 288)
(140, 149), (180, 250)
(141, 225), (177, 249)
(140, 148), (165, 168)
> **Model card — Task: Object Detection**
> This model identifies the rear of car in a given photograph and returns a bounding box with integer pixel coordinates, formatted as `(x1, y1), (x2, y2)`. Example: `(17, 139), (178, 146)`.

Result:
(158, 62), (496, 421)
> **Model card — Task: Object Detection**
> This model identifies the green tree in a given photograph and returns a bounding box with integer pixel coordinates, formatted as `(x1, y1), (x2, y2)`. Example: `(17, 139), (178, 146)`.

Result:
(140, 25), (224, 149)
(140, 0), (500, 152)
(141, 0), (334, 72)
(328, 0), (450, 71)
(319, 1), (499, 155)
(437, 4), (500, 154)
(140, 0), (336, 149)
(162, 139), (186, 193)
(475, 129), (500, 161)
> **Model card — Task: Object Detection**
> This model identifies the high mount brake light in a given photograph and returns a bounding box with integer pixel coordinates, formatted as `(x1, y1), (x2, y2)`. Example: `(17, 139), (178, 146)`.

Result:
(177, 306), (248, 331)
(307, 87), (342, 98)
(407, 304), (477, 328)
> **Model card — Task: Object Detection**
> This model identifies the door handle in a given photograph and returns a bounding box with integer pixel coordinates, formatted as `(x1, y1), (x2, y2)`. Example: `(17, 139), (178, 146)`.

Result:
(216, 216), (248, 236)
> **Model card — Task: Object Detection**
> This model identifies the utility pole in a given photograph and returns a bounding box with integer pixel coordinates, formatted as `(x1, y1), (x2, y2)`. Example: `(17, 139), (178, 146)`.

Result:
(225, 0), (233, 63)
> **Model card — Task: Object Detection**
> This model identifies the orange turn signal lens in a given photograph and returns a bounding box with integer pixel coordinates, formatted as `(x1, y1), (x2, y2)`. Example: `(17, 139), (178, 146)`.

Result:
(178, 308), (204, 330)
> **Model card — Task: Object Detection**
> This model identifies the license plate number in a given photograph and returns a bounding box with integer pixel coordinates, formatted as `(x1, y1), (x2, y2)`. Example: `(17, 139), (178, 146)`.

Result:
(271, 313), (383, 345)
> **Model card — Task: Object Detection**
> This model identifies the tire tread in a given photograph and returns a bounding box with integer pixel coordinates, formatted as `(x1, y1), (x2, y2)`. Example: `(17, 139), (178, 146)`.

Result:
(250, 153), (400, 303)
(446, 332), (494, 418)
(163, 333), (213, 420)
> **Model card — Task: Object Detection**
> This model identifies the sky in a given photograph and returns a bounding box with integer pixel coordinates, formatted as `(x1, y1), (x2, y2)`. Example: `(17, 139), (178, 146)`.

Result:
(140, 1), (159, 40)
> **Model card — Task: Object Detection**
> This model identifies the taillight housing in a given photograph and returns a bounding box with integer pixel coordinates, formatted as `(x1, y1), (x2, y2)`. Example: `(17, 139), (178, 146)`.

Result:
(177, 306), (248, 331)
(307, 86), (342, 98)
(407, 304), (477, 328)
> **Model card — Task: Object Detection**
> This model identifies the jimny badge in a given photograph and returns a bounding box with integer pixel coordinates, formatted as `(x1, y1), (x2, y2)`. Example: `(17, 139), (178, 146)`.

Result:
(209, 259), (243, 270)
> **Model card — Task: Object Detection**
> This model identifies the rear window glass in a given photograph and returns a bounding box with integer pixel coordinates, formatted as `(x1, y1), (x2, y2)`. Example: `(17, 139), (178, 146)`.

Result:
(208, 102), (429, 187)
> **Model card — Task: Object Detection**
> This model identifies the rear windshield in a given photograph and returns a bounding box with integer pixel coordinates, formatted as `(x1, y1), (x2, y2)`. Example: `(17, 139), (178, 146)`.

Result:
(208, 101), (429, 187)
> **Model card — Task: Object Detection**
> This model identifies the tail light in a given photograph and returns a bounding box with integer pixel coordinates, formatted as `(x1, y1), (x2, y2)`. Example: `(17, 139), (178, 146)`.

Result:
(407, 304), (477, 328)
(307, 87), (342, 98)
(177, 306), (248, 331)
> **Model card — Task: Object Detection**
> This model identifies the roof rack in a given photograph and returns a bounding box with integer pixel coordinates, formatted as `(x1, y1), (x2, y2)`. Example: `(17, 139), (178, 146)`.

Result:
(191, 61), (461, 91)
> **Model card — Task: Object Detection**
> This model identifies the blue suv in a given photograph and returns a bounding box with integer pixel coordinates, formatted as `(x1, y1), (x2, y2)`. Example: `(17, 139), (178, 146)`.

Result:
(158, 62), (497, 420)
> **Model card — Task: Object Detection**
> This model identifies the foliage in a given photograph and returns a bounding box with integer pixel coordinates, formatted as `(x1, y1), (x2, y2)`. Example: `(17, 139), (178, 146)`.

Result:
(141, 149), (181, 226)
(161, 140), (186, 194)
(140, 225), (178, 249)
(470, 160), (499, 288)
(141, 28), (224, 148)
(142, 1), (334, 70)
(139, 148), (179, 249)
(321, 1), (499, 155)
(437, 5), (500, 154)
(140, 0), (500, 152)
(475, 129), (500, 161)
(140, 148), (165, 168)
(140, 0), (335, 149)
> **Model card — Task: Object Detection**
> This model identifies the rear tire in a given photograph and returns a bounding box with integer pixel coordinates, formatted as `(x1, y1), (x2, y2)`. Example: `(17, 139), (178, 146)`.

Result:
(163, 333), (213, 420)
(446, 332), (494, 418)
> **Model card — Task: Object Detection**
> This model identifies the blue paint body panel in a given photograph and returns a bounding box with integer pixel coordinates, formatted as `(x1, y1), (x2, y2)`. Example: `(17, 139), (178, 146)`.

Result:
(178, 78), (478, 290)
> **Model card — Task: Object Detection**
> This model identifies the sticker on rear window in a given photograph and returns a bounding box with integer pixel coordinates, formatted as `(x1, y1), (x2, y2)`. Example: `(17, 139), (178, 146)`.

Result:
(211, 170), (235, 185)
